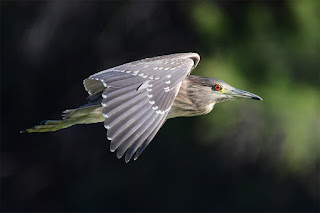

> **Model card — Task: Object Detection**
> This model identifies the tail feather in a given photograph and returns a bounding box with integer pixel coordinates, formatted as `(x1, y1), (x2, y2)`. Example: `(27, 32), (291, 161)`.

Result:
(62, 109), (76, 119)
(22, 120), (74, 133)
(21, 104), (104, 133)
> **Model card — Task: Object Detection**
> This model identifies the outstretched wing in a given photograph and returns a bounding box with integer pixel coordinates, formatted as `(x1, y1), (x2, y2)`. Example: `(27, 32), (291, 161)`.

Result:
(83, 53), (200, 162)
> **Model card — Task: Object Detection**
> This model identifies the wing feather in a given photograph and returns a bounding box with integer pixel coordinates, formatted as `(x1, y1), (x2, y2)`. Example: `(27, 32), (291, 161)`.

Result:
(83, 53), (200, 162)
(90, 70), (124, 80)
(107, 99), (149, 138)
(115, 110), (156, 158)
(134, 115), (167, 160)
(102, 73), (135, 84)
(102, 82), (142, 100)
(111, 108), (154, 152)
(106, 77), (145, 88)
(159, 87), (177, 111)
(103, 91), (147, 117)
(123, 115), (161, 162)
(103, 89), (137, 107)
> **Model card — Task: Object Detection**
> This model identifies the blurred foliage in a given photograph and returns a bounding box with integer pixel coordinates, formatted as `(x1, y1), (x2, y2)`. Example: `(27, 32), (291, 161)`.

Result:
(1, 0), (319, 211)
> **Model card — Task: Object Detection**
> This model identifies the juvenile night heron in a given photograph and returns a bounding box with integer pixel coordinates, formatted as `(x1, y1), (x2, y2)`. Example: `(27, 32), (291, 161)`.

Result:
(23, 53), (262, 162)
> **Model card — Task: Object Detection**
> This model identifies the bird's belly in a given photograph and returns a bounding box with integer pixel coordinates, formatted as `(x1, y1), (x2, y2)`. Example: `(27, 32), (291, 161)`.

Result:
(167, 104), (214, 119)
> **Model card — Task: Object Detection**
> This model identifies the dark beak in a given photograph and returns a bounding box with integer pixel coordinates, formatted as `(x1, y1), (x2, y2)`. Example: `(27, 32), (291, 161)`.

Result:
(227, 88), (263, 101)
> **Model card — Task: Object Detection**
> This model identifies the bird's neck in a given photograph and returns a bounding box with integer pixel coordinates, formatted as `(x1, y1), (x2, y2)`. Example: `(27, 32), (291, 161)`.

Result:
(168, 76), (215, 119)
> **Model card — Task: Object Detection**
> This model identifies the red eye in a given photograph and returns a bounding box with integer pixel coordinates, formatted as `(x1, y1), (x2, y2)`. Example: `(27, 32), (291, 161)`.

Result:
(214, 84), (222, 91)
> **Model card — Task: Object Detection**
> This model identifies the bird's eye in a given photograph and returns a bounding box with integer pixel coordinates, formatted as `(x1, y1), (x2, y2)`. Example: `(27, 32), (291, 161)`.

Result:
(213, 84), (222, 91)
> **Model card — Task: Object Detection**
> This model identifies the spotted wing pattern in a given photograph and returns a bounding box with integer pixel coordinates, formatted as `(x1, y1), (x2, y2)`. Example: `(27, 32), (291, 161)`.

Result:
(83, 53), (200, 162)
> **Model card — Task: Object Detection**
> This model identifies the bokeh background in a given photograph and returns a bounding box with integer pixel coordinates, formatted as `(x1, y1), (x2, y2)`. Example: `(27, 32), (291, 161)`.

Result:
(1, 0), (319, 211)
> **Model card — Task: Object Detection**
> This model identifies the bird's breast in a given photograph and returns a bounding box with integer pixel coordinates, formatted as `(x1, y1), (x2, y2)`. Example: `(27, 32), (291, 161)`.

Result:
(167, 103), (214, 119)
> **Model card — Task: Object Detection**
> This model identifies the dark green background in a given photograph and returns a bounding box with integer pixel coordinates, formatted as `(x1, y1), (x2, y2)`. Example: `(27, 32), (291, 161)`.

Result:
(1, 0), (319, 211)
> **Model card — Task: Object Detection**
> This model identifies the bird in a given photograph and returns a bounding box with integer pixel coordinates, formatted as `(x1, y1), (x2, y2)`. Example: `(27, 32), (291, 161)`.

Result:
(22, 53), (262, 163)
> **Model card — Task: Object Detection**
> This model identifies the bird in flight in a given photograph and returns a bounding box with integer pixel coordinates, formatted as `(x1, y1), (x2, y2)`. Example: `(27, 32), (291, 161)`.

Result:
(23, 53), (262, 162)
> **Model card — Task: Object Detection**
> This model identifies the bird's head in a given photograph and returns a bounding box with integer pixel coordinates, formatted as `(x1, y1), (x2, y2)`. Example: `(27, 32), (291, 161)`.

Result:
(208, 78), (263, 104)
(187, 75), (263, 106)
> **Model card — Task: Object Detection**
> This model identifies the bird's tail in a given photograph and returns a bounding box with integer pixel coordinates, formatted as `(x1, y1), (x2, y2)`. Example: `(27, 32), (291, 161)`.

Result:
(21, 105), (104, 133)
(22, 119), (77, 133)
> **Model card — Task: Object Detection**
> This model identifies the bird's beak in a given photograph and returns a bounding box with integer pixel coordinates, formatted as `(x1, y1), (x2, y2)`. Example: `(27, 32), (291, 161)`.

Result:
(225, 88), (263, 101)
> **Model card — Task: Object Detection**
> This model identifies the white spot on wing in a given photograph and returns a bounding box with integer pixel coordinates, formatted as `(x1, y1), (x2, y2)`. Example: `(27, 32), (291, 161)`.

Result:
(103, 113), (109, 118)
(101, 102), (107, 107)
(164, 86), (171, 92)
(102, 94), (107, 98)
(165, 80), (170, 84)
(147, 94), (153, 98)
(132, 71), (139, 76)
(156, 110), (165, 115)
(149, 101), (155, 105)
(167, 75), (171, 78)
(165, 107), (171, 113)
(104, 125), (110, 129)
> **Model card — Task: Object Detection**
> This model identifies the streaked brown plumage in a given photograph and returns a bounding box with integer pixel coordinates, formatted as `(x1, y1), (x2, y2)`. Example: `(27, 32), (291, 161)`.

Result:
(169, 76), (215, 118)
(23, 53), (262, 162)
